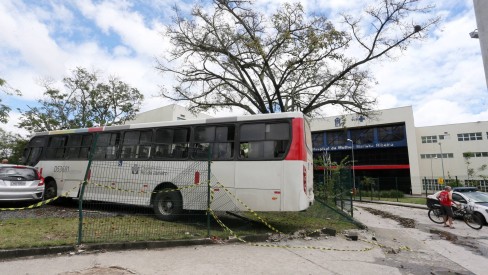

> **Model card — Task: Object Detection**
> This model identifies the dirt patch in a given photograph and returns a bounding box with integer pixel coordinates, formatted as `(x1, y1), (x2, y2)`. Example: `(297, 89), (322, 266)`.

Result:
(59, 266), (136, 275)
(360, 207), (416, 228)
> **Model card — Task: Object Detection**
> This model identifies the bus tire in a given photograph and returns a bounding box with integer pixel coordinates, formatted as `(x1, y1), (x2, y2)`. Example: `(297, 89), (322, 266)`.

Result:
(152, 188), (183, 221)
(44, 180), (57, 201)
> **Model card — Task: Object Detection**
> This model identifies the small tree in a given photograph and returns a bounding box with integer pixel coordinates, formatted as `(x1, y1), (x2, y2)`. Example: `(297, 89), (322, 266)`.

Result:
(0, 128), (28, 164)
(0, 78), (22, 123)
(17, 68), (144, 132)
(463, 152), (475, 180)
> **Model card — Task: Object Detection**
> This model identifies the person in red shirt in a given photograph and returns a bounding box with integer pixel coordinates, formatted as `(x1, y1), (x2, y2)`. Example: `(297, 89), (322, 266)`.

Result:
(436, 186), (460, 228)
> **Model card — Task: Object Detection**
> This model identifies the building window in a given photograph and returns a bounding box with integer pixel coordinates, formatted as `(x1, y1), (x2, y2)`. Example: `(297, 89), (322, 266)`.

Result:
(312, 132), (325, 149)
(378, 125), (405, 142)
(463, 152), (488, 158)
(421, 136), (437, 143)
(458, 132), (482, 141)
(420, 153), (453, 159)
(350, 128), (374, 144)
(326, 131), (346, 146)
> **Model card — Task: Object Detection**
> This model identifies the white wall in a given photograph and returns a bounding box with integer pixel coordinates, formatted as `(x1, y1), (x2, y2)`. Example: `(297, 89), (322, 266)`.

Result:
(127, 104), (213, 124)
(416, 121), (488, 181)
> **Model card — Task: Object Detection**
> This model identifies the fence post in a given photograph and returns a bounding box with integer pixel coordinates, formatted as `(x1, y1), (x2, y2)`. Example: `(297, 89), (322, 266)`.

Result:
(350, 191), (353, 217)
(78, 133), (99, 245)
(424, 177), (427, 198)
(378, 179), (381, 201)
(359, 182), (362, 202)
(395, 177), (399, 202)
(207, 145), (212, 238)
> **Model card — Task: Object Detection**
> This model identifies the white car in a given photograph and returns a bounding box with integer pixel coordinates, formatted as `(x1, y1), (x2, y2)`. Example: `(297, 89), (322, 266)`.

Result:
(427, 187), (488, 225)
(0, 164), (44, 201)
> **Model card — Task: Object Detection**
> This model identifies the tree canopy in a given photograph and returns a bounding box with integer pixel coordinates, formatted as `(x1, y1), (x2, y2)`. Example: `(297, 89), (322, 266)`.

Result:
(18, 68), (144, 132)
(0, 78), (22, 124)
(158, 0), (440, 116)
(0, 128), (28, 164)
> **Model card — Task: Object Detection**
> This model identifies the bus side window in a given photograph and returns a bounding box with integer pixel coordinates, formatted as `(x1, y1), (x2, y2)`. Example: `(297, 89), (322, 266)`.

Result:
(94, 133), (120, 160)
(137, 130), (152, 159)
(46, 136), (67, 160)
(239, 122), (290, 160)
(153, 128), (189, 159)
(193, 125), (234, 160)
(66, 134), (92, 159)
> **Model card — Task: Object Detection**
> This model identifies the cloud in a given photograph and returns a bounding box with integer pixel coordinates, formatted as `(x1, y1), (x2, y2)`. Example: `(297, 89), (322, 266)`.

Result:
(0, 0), (486, 136)
(75, 0), (167, 58)
(369, 2), (486, 126)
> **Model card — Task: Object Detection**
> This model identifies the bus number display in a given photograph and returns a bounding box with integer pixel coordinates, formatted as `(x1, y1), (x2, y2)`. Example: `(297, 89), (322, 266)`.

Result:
(54, 166), (70, 173)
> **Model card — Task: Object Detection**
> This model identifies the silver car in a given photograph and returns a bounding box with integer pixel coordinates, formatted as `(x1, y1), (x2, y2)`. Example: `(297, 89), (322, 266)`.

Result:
(0, 164), (44, 201)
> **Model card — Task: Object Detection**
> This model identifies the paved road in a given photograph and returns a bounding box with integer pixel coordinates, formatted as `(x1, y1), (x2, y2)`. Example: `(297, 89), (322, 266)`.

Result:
(354, 202), (488, 275)
(0, 201), (486, 274)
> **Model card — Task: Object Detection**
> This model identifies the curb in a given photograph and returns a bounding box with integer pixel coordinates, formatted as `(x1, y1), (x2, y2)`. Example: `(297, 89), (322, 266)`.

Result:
(0, 235), (269, 261)
(353, 200), (429, 210)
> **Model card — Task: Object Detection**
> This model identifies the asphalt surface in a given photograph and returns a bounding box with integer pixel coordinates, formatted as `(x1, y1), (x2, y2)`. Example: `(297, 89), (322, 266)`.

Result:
(0, 200), (486, 275)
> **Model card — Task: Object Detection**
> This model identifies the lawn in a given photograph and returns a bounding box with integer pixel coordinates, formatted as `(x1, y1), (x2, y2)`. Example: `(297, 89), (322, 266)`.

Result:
(355, 196), (427, 205)
(0, 202), (358, 249)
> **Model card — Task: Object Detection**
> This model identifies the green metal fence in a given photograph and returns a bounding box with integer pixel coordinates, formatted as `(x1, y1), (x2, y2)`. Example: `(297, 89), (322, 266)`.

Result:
(314, 167), (354, 217)
(76, 143), (249, 244)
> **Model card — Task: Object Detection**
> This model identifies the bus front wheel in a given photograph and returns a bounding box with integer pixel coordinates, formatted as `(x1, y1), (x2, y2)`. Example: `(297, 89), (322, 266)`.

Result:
(153, 189), (183, 221)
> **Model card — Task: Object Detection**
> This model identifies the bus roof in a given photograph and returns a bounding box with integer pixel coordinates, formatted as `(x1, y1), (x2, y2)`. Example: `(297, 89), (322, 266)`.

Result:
(33, 112), (305, 136)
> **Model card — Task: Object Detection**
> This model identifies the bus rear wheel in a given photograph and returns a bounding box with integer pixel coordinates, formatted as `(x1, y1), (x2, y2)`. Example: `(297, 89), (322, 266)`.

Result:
(153, 189), (183, 221)
(44, 180), (57, 201)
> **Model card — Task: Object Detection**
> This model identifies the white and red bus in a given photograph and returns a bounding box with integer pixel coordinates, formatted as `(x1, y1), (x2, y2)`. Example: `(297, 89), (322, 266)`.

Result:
(21, 112), (314, 220)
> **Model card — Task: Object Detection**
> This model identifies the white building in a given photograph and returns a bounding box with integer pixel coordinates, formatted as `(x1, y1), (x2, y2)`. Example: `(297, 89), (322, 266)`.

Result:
(126, 104), (212, 124)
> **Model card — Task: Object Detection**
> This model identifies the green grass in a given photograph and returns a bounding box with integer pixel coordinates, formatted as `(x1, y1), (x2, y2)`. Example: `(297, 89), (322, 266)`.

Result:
(0, 218), (78, 249)
(247, 201), (359, 233)
(380, 197), (427, 205)
(0, 202), (357, 249)
(355, 196), (427, 205)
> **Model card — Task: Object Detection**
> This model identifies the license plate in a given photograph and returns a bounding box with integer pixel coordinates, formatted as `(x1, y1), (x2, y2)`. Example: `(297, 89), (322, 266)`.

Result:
(10, 181), (26, 186)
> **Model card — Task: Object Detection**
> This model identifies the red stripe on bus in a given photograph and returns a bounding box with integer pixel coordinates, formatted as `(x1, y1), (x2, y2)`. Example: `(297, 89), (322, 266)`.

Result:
(285, 117), (306, 161)
(315, 164), (410, 170)
(88, 127), (104, 132)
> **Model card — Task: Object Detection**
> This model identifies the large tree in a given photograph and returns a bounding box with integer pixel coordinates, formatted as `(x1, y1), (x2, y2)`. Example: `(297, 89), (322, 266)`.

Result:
(157, 0), (440, 116)
(18, 68), (144, 132)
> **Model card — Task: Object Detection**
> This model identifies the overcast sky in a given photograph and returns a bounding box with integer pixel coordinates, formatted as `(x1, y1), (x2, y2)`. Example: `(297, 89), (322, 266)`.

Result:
(0, 0), (486, 136)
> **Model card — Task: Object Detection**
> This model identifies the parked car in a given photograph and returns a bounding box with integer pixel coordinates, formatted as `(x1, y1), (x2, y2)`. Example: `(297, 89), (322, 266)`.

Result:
(427, 187), (488, 225)
(0, 164), (44, 201)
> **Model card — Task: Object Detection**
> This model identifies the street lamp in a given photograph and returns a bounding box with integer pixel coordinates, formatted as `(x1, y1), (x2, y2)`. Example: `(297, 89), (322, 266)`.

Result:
(438, 142), (445, 181)
(347, 139), (356, 192)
